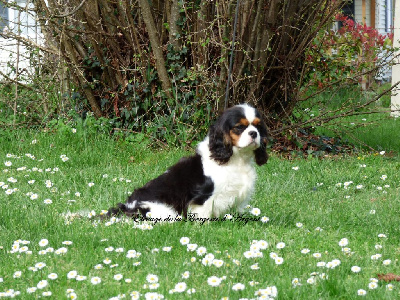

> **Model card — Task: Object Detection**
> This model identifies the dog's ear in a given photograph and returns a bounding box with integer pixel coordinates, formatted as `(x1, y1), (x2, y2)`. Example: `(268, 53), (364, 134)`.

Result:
(208, 123), (233, 165)
(254, 137), (269, 166)
(254, 119), (269, 166)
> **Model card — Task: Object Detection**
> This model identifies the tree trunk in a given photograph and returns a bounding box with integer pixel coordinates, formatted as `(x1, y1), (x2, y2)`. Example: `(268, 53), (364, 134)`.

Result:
(138, 0), (173, 99)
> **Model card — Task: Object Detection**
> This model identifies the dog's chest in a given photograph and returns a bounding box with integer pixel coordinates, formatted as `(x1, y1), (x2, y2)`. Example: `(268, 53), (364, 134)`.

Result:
(204, 158), (256, 204)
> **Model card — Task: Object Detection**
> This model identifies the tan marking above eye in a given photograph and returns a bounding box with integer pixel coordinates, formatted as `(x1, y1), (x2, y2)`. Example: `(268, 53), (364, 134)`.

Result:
(252, 118), (261, 126)
(238, 118), (250, 126)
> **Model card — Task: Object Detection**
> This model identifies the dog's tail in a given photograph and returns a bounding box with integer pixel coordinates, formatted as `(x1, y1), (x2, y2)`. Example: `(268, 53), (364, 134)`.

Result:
(100, 200), (147, 220)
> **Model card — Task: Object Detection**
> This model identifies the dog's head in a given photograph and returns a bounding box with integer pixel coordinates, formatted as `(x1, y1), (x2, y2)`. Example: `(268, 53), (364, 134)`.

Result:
(208, 104), (269, 165)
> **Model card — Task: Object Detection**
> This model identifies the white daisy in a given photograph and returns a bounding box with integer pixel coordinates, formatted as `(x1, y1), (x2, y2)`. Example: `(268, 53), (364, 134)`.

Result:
(36, 280), (48, 289)
(207, 276), (222, 287)
(146, 274), (159, 284)
(91, 277), (102, 285)
(174, 282), (187, 293)
(232, 283), (245, 291)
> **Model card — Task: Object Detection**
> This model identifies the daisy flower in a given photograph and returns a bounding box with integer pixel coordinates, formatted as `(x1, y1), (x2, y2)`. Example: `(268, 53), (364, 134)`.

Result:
(339, 238), (349, 247)
(276, 242), (285, 249)
(35, 262), (46, 269)
(67, 292), (77, 299)
(43, 199), (52, 204)
(187, 288), (196, 294)
(383, 259), (391, 265)
(162, 247), (172, 252)
(146, 274), (159, 284)
(130, 291), (140, 299)
(13, 271), (22, 278)
(207, 276), (222, 287)
(76, 275), (87, 281)
(357, 289), (367, 296)
(386, 284), (394, 291)
(212, 259), (224, 268)
(148, 283), (160, 290)
(180, 237), (190, 245)
(48, 273), (58, 280)
(269, 252), (278, 259)
(55, 247), (68, 255)
(257, 240), (268, 249)
(307, 277), (316, 285)
(36, 280), (48, 289)
(274, 257), (284, 265)
(114, 274), (123, 281)
(260, 216), (270, 223)
(317, 261), (326, 267)
(187, 244), (198, 251)
(174, 282), (187, 293)
(196, 246), (207, 256)
(67, 270), (78, 279)
(251, 263), (260, 269)
(243, 251), (254, 259)
(103, 258), (112, 264)
(250, 207), (261, 216)
(300, 248), (310, 254)
(224, 214), (233, 220)
(26, 287), (37, 294)
(232, 283), (245, 291)
(351, 266), (361, 273)
(91, 277), (102, 285)
(144, 292), (164, 299)
(62, 241), (73, 245)
(181, 271), (190, 279)
(292, 278), (302, 287)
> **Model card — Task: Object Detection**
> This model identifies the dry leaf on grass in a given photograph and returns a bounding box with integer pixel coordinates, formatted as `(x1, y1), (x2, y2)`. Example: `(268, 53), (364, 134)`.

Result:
(377, 273), (400, 282)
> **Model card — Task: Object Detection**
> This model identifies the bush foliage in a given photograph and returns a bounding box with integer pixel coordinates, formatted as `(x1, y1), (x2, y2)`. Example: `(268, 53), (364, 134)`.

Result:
(0, 0), (397, 147)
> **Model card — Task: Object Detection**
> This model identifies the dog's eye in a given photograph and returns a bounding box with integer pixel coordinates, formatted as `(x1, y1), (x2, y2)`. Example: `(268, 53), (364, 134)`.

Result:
(234, 125), (247, 131)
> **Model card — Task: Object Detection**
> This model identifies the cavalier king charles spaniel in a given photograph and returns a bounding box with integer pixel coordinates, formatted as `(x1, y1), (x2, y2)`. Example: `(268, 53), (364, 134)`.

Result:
(105, 104), (268, 220)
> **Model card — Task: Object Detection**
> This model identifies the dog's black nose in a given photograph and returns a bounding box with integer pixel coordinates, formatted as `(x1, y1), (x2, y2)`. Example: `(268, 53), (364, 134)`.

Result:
(249, 131), (258, 139)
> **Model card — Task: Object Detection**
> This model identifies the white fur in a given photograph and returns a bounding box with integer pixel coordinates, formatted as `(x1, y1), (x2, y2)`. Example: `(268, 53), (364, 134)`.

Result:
(140, 201), (178, 219)
(125, 200), (137, 210)
(191, 137), (257, 218)
(236, 104), (261, 149)
(238, 104), (257, 122)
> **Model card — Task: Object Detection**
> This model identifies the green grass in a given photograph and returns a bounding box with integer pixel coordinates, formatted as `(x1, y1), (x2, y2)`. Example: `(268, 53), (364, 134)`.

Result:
(299, 84), (400, 153)
(317, 114), (400, 153)
(1, 127), (400, 299)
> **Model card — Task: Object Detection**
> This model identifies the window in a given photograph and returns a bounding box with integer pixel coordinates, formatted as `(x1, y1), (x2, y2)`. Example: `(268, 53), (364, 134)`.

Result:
(0, 1), (9, 32)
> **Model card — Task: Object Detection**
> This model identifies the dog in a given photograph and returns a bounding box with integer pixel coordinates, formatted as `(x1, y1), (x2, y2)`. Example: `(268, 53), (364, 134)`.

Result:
(105, 104), (268, 220)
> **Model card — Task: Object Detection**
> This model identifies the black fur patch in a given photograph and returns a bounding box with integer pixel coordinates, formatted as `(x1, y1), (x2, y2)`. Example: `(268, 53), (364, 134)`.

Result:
(106, 154), (214, 218)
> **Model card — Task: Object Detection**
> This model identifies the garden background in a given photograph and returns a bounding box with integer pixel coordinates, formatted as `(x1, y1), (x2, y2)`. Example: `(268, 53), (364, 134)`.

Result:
(1, 0), (400, 299)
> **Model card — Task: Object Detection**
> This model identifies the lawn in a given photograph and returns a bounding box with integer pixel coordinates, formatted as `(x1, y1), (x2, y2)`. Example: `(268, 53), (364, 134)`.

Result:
(1, 122), (400, 299)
